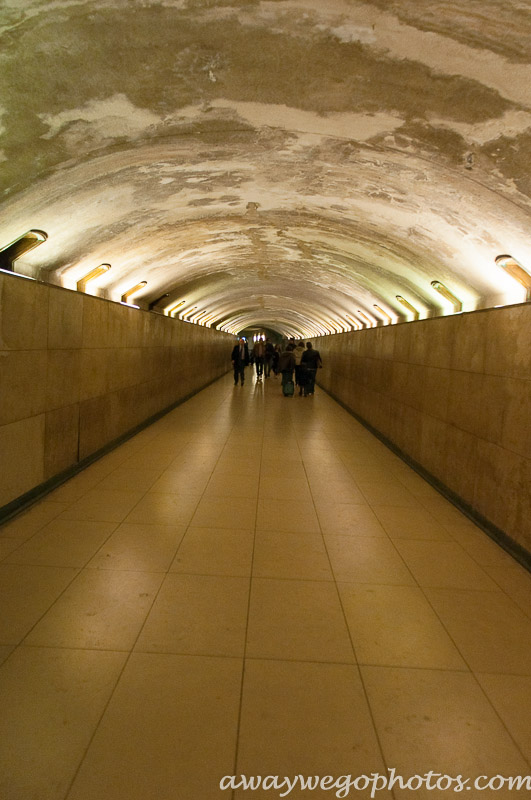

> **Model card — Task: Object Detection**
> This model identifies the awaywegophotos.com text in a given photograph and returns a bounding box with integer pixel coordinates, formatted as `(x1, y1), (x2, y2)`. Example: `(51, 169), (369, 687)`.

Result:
(220, 771), (531, 797)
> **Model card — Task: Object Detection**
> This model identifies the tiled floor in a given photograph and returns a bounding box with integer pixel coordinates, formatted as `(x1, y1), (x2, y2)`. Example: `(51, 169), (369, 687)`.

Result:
(1, 372), (531, 800)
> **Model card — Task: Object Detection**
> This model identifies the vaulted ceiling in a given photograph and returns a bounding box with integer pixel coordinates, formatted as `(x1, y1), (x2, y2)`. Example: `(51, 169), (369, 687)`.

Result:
(1, 0), (530, 336)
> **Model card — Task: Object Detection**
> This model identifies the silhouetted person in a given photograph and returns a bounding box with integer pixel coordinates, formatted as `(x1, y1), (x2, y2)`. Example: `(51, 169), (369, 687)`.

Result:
(300, 341), (322, 396)
(231, 338), (249, 385)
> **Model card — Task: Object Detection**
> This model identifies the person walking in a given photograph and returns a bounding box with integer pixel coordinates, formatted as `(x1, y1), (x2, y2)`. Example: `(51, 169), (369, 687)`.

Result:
(293, 340), (306, 395)
(264, 338), (275, 378)
(253, 338), (265, 381)
(277, 343), (296, 396)
(300, 341), (322, 396)
(272, 344), (281, 377)
(231, 337), (249, 386)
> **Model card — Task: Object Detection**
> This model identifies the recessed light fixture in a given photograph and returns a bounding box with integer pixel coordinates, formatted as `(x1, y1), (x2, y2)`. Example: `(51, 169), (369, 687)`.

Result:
(76, 264), (111, 292)
(121, 281), (147, 304)
(395, 295), (419, 320)
(495, 255), (531, 301)
(430, 281), (462, 312)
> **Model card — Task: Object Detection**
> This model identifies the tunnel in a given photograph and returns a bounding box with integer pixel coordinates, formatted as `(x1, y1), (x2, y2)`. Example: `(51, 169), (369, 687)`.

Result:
(1, 1), (531, 798)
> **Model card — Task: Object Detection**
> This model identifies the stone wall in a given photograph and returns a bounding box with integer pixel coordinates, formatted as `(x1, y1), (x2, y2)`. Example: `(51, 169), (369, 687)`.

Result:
(0, 272), (232, 513)
(313, 303), (531, 557)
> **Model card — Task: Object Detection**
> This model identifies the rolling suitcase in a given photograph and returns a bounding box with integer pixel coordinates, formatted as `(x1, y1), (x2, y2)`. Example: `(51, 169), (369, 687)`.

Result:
(283, 379), (294, 397)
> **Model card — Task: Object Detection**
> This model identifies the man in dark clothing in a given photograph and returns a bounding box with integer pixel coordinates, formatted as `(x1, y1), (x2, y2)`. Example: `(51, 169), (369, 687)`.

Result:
(277, 343), (296, 393)
(231, 338), (250, 385)
(300, 341), (322, 396)
(264, 338), (275, 378)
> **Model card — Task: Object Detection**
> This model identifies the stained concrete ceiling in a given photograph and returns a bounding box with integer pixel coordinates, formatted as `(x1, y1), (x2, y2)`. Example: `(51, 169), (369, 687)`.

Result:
(1, 0), (530, 336)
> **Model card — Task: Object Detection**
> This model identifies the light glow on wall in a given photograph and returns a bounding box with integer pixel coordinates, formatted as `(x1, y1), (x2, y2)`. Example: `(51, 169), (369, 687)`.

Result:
(121, 281), (147, 304)
(431, 281), (462, 313)
(495, 255), (531, 302)
(76, 263), (111, 293)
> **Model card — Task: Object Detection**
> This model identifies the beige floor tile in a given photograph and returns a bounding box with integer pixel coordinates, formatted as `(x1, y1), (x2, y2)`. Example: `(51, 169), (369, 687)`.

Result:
(252, 531), (333, 581)
(119, 450), (183, 471)
(236, 660), (385, 799)
(66, 653), (242, 800)
(191, 496), (257, 529)
(325, 535), (415, 585)
(258, 474), (312, 501)
(170, 527), (254, 576)
(0, 538), (21, 559)
(88, 522), (186, 572)
(91, 467), (163, 492)
(358, 480), (421, 507)
(483, 563), (531, 619)
(0, 646), (126, 800)
(256, 497), (320, 533)
(259, 462), (308, 483)
(310, 477), (367, 504)
(361, 665), (530, 799)
(246, 578), (354, 663)
(0, 564), (78, 643)
(204, 471), (260, 499)
(25, 569), (163, 650)
(393, 540), (499, 590)
(212, 457), (262, 477)
(448, 525), (516, 568)
(316, 502), (387, 536)
(0, 501), (70, 541)
(475, 672), (531, 763)
(3, 519), (117, 568)
(425, 588), (531, 674)
(124, 491), (201, 526)
(148, 468), (211, 494)
(135, 574), (249, 656)
(372, 505), (452, 540)
(418, 495), (471, 526)
(0, 645), (15, 665)
(338, 583), (466, 669)
(59, 489), (145, 523)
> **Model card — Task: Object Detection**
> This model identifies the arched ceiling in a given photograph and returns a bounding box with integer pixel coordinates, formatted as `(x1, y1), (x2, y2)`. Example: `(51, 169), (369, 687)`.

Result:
(1, 0), (530, 337)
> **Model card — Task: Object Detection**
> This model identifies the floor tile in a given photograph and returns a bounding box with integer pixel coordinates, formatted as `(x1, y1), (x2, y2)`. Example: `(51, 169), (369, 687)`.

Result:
(425, 588), (531, 674)
(148, 469), (211, 494)
(361, 665), (530, 799)
(236, 659), (385, 799)
(25, 569), (163, 650)
(475, 672), (531, 763)
(88, 522), (186, 572)
(372, 505), (452, 540)
(0, 564), (78, 643)
(448, 524), (516, 568)
(124, 492), (200, 526)
(358, 480), (421, 507)
(258, 474), (312, 501)
(338, 583), (466, 669)
(393, 540), (499, 590)
(316, 502), (387, 536)
(170, 527), (254, 576)
(252, 531), (333, 581)
(324, 535), (415, 584)
(3, 519), (117, 568)
(256, 497), (319, 533)
(66, 653), (242, 800)
(0, 501), (70, 541)
(483, 563), (531, 619)
(59, 489), (145, 523)
(0, 646), (126, 800)
(246, 578), (354, 663)
(204, 471), (259, 499)
(135, 574), (249, 656)
(91, 467), (163, 493)
(191, 496), (257, 529)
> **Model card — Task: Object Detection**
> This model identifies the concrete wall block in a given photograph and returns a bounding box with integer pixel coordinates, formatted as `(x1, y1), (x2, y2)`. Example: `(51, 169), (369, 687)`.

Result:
(82, 295), (110, 349)
(0, 274), (49, 351)
(0, 415), (45, 507)
(0, 350), (48, 425)
(44, 404), (79, 479)
(48, 288), (83, 350)
(46, 350), (81, 411)
(484, 304), (531, 379)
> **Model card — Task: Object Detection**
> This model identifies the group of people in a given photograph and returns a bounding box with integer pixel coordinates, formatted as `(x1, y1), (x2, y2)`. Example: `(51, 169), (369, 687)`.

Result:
(231, 337), (322, 396)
